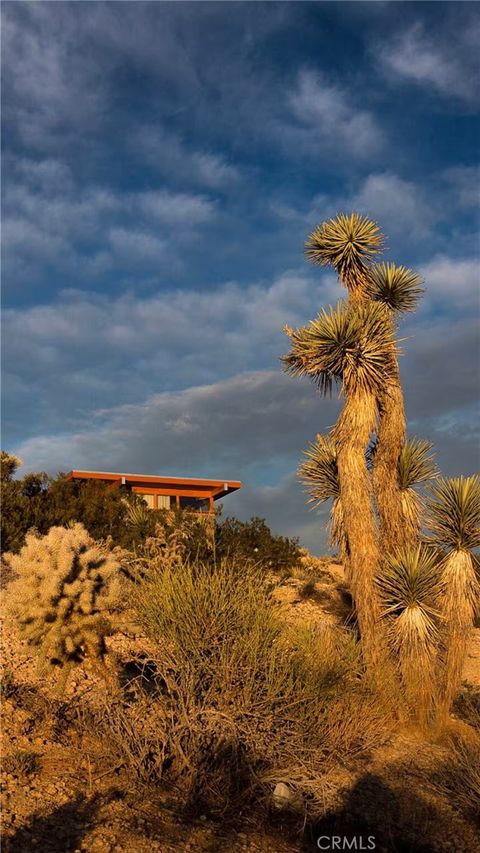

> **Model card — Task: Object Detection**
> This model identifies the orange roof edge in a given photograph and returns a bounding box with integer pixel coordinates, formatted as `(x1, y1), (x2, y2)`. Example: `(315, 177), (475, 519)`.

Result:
(64, 470), (242, 491)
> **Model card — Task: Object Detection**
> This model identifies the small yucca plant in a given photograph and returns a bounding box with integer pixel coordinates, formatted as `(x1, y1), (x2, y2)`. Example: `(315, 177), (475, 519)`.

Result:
(376, 545), (442, 726)
(4, 523), (122, 688)
(398, 438), (438, 540)
(305, 213), (384, 293)
(427, 476), (480, 719)
(124, 498), (153, 539)
(366, 262), (424, 314)
(298, 434), (348, 566)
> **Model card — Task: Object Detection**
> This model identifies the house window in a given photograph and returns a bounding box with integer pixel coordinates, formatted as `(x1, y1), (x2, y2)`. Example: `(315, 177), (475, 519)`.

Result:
(138, 493), (155, 509)
(179, 496), (210, 512)
(157, 495), (171, 510)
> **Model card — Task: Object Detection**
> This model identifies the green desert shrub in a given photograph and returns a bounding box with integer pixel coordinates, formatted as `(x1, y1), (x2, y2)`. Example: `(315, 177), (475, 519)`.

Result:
(215, 515), (301, 571)
(4, 523), (123, 686)
(0, 455), (132, 553)
(100, 558), (390, 817)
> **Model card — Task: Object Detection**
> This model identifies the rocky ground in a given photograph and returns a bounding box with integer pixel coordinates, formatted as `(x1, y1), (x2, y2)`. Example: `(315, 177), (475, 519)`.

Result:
(2, 563), (479, 852)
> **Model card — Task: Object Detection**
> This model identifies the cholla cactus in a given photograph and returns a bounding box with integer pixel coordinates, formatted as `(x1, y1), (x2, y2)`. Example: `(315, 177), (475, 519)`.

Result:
(5, 523), (122, 684)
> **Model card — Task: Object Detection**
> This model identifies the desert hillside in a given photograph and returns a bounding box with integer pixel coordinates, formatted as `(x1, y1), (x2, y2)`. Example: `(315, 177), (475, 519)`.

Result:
(2, 558), (479, 853)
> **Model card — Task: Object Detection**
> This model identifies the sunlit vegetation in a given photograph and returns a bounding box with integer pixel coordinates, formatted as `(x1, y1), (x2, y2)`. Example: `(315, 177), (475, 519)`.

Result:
(284, 212), (479, 727)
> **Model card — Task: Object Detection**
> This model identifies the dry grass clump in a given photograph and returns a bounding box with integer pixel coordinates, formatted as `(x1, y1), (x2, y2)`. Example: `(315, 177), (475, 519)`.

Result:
(423, 740), (480, 824)
(98, 558), (392, 818)
(3, 749), (41, 777)
(454, 683), (480, 731)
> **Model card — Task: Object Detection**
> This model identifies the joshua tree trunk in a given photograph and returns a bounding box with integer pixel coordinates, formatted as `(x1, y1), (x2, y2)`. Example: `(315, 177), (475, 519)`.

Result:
(334, 392), (382, 669)
(331, 498), (350, 580)
(437, 549), (479, 723)
(373, 372), (410, 552)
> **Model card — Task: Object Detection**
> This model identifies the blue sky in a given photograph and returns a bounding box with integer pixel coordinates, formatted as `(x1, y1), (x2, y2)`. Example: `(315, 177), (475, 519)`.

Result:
(2, 1), (479, 551)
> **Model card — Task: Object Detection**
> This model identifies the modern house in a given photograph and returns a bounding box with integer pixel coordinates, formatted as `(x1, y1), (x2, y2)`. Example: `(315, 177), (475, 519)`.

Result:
(64, 470), (242, 515)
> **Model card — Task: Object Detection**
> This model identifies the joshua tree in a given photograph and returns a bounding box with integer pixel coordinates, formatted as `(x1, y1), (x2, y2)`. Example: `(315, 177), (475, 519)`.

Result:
(288, 212), (478, 711)
(284, 299), (396, 665)
(427, 476), (480, 719)
(305, 219), (424, 554)
(366, 263), (424, 551)
(376, 544), (441, 727)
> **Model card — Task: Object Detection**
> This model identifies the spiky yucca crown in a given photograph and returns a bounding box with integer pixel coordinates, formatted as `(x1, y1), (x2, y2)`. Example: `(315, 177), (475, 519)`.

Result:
(377, 545), (440, 612)
(427, 475), (480, 551)
(282, 299), (396, 396)
(398, 438), (438, 491)
(5, 523), (122, 667)
(299, 434), (339, 503)
(377, 545), (441, 656)
(305, 213), (384, 290)
(366, 262), (424, 313)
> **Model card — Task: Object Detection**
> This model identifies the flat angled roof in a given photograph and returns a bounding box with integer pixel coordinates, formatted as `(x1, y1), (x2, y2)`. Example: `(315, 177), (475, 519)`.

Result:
(65, 470), (242, 497)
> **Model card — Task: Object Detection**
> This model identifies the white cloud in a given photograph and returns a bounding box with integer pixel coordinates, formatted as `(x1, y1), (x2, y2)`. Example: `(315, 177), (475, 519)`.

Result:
(5, 257), (479, 552)
(287, 69), (383, 158)
(136, 190), (215, 224)
(2, 269), (329, 407)
(2, 160), (217, 285)
(441, 166), (480, 211)
(133, 126), (241, 190)
(107, 228), (168, 263)
(347, 172), (433, 240)
(2, 4), (106, 148)
(379, 21), (479, 104)
(277, 171), (436, 245)
(419, 256), (480, 312)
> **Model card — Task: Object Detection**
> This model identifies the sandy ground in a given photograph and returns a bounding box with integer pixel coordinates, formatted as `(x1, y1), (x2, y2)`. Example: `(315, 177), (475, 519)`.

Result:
(2, 567), (479, 852)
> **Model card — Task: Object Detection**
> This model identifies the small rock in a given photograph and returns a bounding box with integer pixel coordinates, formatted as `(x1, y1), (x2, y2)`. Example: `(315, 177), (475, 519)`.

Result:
(272, 781), (303, 811)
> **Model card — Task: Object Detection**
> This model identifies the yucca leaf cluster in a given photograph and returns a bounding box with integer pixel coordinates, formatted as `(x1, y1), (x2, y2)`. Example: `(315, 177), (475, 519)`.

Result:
(305, 213), (384, 290)
(366, 262), (424, 314)
(376, 545), (442, 724)
(299, 435), (339, 503)
(427, 476), (480, 551)
(397, 438), (438, 537)
(5, 523), (122, 678)
(283, 300), (396, 397)
(298, 435), (348, 560)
